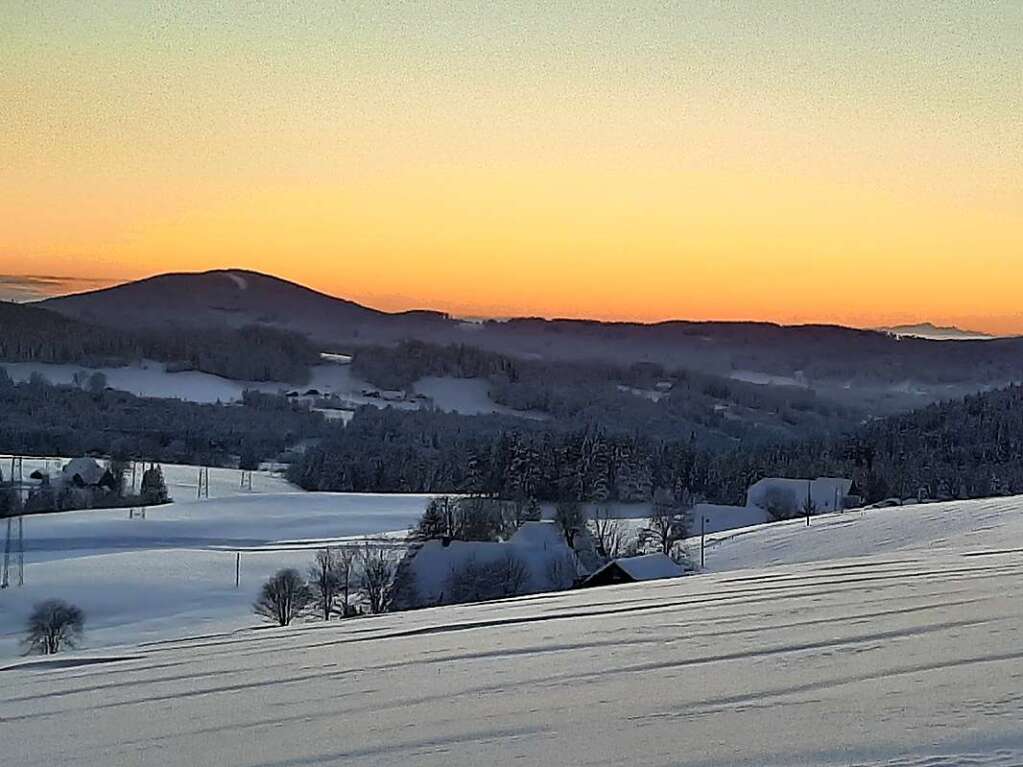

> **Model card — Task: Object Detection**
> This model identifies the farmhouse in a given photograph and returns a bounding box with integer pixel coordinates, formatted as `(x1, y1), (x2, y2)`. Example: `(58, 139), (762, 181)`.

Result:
(582, 553), (685, 588)
(747, 477), (856, 514)
(394, 521), (584, 609)
(28, 457), (116, 492)
(690, 476), (858, 536)
(61, 457), (117, 490)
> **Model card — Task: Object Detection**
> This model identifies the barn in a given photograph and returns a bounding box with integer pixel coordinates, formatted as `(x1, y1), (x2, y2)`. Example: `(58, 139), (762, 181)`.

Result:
(582, 553), (685, 588)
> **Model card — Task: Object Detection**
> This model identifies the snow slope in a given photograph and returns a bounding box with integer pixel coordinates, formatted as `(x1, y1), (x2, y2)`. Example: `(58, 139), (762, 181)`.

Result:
(3, 496), (1023, 765)
(696, 496), (1023, 573)
(0, 493), (431, 659)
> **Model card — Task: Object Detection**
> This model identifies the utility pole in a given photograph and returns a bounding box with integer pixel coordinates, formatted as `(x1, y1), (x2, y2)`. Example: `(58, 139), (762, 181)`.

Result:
(235, 551), (241, 588)
(197, 467), (210, 500)
(16, 515), (23, 587)
(1, 517), (11, 589)
(700, 515), (707, 569)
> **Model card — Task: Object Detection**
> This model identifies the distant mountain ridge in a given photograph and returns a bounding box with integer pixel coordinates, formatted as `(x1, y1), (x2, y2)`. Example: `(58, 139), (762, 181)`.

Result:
(877, 322), (995, 341)
(36, 268), (1023, 416)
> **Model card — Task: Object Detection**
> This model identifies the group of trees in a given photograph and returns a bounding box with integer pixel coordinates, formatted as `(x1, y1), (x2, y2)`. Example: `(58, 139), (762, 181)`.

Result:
(0, 301), (319, 383)
(0, 371), (327, 468)
(350, 341), (858, 444)
(290, 381), (1023, 507)
(3, 459), (171, 516)
(252, 543), (397, 627)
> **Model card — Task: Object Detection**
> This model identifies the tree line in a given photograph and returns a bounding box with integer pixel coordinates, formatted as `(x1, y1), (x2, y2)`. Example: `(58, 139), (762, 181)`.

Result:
(0, 370), (327, 467)
(291, 383), (1023, 506)
(0, 301), (318, 382)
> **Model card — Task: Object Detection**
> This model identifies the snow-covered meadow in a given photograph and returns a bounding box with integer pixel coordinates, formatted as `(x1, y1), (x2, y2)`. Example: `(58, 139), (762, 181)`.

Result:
(1, 360), (538, 419)
(0, 491), (432, 659)
(4, 456), (299, 501)
(3, 495), (1023, 766)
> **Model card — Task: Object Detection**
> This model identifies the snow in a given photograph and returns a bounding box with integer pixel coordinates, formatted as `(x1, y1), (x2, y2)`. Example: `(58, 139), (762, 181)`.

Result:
(695, 495), (1023, 573)
(729, 369), (809, 387)
(5, 455), (300, 500)
(1, 360), (271, 403)
(746, 476), (853, 513)
(3, 495), (1023, 765)
(224, 271), (248, 290)
(692, 502), (769, 534)
(412, 376), (546, 419)
(0, 492), (432, 659)
(0, 362), (546, 422)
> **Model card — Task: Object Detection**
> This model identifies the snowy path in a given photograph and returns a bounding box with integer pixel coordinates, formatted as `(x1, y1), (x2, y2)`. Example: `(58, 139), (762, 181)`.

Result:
(3, 496), (1023, 765)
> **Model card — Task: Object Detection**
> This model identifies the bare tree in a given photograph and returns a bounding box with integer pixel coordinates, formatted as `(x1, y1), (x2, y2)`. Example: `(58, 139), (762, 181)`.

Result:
(589, 505), (624, 562)
(640, 494), (689, 557)
(444, 552), (531, 605)
(308, 548), (342, 621)
(545, 552), (577, 590)
(336, 546), (357, 617)
(358, 543), (395, 614)
(554, 501), (586, 549)
(253, 568), (313, 626)
(22, 599), (85, 655)
(492, 552), (530, 597)
(762, 487), (798, 521)
(508, 496), (542, 529)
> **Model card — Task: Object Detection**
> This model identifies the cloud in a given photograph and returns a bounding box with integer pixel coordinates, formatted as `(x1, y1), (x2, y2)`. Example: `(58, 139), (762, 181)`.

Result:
(0, 274), (113, 302)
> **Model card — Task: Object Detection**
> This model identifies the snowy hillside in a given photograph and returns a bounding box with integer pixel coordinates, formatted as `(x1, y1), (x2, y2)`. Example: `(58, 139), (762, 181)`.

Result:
(696, 496), (1023, 572)
(0, 493), (431, 659)
(3, 495), (1023, 765)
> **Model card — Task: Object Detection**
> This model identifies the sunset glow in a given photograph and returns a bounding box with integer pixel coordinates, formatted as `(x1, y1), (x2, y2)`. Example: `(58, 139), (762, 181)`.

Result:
(3, 2), (1022, 332)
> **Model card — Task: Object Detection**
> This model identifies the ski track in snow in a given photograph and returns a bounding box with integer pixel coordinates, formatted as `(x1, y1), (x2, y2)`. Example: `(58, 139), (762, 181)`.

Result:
(3, 496), (1023, 764)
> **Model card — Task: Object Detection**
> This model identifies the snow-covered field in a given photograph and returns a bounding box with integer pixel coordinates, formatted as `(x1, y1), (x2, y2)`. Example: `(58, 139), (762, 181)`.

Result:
(0, 493), (431, 659)
(1, 361), (540, 421)
(4, 455), (299, 501)
(3, 497), (1023, 765)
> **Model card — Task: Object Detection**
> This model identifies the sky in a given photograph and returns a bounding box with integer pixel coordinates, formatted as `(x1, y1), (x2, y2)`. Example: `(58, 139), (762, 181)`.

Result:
(2, 1), (1021, 333)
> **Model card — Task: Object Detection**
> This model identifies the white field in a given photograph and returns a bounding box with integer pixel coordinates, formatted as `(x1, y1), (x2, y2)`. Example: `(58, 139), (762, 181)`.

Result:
(0, 492), (432, 659)
(1, 361), (537, 419)
(4, 455), (299, 501)
(3, 497), (1023, 765)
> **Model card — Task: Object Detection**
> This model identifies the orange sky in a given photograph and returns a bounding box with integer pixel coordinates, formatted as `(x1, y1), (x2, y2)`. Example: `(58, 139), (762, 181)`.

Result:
(3, 3), (1022, 333)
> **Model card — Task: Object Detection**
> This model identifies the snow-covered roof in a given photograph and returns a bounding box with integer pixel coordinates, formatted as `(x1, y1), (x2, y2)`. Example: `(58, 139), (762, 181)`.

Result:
(62, 457), (106, 486)
(403, 522), (580, 607)
(589, 553), (684, 583)
(507, 521), (566, 548)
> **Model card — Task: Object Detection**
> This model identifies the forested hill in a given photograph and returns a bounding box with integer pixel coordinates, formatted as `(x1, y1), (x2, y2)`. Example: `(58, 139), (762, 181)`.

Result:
(39, 270), (1023, 413)
(0, 301), (318, 383)
(289, 383), (1023, 506)
(757, 383), (1023, 503)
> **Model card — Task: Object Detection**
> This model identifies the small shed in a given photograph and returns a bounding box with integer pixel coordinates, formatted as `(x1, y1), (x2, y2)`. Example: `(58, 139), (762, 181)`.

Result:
(582, 553), (685, 588)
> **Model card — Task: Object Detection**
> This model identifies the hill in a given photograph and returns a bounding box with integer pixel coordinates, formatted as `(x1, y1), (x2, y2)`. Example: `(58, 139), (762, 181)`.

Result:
(3, 495), (1023, 765)
(37, 268), (445, 346)
(38, 269), (1023, 416)
(0, 298), (318, 382)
